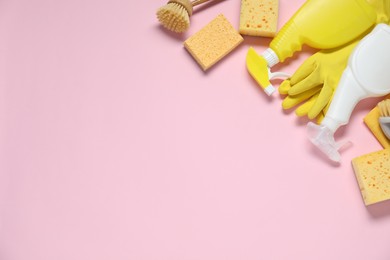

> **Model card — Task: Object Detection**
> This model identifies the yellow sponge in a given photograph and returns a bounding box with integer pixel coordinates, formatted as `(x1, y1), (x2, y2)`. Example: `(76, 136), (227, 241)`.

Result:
(184, 14), (244, 71)
(364, 105), (390, 149)
(352, 149), (390, 206)
(239, 0), (279, 37)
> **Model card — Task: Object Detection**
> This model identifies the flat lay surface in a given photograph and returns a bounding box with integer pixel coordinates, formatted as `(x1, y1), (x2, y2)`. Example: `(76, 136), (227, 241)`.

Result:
(0, 0), (390, 259)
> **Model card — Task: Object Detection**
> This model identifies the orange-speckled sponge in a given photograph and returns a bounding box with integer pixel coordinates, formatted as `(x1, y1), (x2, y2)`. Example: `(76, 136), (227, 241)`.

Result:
(239, 0), (279, 37)
(352, 149), (390, 206)
(184, 14), (244, 71)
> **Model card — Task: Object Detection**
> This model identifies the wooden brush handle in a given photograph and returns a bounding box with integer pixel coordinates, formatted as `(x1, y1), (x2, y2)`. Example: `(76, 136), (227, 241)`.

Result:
(191, 0), (213, 7)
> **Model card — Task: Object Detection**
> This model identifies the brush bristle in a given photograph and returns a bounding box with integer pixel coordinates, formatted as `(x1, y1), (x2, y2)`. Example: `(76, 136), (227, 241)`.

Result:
(378, 99), (390, 117)
(157, 2), (190, 33)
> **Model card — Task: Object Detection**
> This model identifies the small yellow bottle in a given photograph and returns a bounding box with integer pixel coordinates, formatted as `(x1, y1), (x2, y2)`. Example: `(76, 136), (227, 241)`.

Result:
(262, 0), (378, 67)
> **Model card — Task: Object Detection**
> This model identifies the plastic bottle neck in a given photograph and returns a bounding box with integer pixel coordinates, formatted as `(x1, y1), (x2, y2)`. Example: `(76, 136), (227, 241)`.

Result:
(321, 117), (340, 134)
(321, 67), (367, 133)
(261, 48), (280, 68)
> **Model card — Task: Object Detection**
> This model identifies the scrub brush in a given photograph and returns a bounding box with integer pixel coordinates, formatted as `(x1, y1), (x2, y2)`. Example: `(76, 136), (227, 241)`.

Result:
(377, 99), (390, 139)
(156, 0), (214, 33)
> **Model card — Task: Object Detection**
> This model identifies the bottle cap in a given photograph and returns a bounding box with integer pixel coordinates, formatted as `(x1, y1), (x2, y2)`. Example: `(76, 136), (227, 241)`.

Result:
(262, 48), (279, 68)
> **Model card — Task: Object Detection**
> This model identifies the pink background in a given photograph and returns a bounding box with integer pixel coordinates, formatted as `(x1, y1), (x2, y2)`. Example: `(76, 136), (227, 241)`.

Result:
(1, 0), (390, 259)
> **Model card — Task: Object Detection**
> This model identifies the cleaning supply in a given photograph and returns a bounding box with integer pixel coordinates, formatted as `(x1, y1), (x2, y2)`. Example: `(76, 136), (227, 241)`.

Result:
(280, 41), (359, 120)
(184, 14), (243, 71)
(308, 23), (390, 163)
(352, 148), (390, 206)
(366, 0), (390, 24)
(247, 0), (378, 95)
(280, 0), (390, 120)
(364, 103), (390, 148)
(377, 99), (390, 139)
(246, 47), (290, 95)
(156, 0), (215, 33)
(239, 0), (279, 37)
(280, 83), (323, 121)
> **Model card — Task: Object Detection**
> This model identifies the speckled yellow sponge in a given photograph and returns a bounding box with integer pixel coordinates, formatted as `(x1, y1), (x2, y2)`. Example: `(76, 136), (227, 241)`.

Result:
(352, 149), (390, 206)
(184, 14), (243, 71)
(239, 0), (279, 37)
(364, 105), (390, 149)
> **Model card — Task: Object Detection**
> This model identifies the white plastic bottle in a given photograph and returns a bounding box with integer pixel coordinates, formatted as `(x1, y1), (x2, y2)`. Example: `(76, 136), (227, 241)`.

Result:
(307, 23), (390, 162)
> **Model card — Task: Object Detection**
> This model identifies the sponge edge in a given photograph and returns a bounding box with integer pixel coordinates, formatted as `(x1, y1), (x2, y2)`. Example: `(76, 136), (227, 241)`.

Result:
(184, 14), (244, 71)
(239, 0), (279, 37)
(352, 149), (390, 206)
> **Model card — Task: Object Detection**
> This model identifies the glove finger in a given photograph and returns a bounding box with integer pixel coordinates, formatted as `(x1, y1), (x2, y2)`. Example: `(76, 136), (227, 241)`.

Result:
(288, 66), (322, 95)
(282, 86), (321, 110)
(290, 58), (316, 85)
(279, 79), (291, 95)
(307, 80), (334, 119)
(322, 85), (337, 116)
(295, 91), (321, 117)
(316, 111), (325, 124)
(323, 99), (331, 116)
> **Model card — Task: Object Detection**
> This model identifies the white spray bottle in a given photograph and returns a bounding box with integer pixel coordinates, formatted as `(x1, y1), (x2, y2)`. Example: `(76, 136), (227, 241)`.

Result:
(307, 23), (390, 163)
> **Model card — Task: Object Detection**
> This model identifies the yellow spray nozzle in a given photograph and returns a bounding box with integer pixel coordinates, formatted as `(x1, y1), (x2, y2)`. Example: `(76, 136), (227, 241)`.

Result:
(246, 47), (274, 96)
(246, 47), (290, 96)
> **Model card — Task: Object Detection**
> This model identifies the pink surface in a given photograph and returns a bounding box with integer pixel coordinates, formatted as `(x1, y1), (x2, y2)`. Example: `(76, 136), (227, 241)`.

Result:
(1, 0), (390, 259)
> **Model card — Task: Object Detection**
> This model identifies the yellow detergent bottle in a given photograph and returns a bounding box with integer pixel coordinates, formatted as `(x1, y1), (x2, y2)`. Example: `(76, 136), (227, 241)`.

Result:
(247, 0), (378, 96)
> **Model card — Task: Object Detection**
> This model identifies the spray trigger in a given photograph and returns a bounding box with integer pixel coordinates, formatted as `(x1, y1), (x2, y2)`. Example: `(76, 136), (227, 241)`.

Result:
(269, 70), (291, 80)
(246, 47), (290, 96)
(307, 122), (352, 163)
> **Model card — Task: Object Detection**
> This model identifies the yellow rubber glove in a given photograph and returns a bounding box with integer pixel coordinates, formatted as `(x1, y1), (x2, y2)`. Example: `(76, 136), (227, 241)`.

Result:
(280, 0), (390, 123)
(280, 41), (358, 121)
